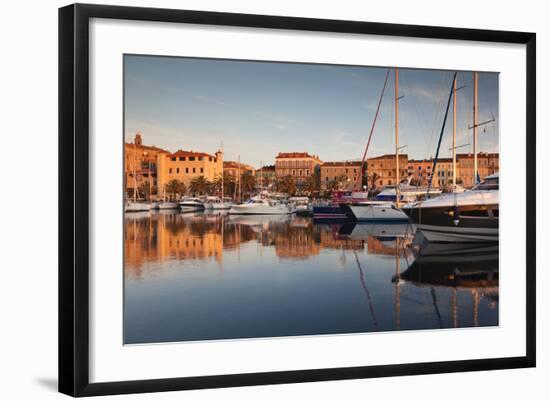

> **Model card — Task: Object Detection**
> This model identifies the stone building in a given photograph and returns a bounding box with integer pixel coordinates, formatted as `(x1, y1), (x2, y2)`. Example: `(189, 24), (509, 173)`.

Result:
(366, 154), (408, 188)
(275, 152), (322, 184)
(320, 161), (363, 190)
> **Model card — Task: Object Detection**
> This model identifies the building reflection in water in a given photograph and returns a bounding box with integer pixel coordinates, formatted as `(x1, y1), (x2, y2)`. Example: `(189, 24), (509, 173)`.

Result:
(124, 210), (499, 343)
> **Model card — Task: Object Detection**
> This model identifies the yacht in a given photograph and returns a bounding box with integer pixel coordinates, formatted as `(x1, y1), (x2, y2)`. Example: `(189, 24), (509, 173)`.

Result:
(178, 197), (205, 212)
(402, 173), (498, 242)
(229, 196), (292, 215)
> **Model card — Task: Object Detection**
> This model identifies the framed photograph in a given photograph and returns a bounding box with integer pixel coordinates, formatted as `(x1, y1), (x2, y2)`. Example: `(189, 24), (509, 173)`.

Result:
(58, 3), (536, 397)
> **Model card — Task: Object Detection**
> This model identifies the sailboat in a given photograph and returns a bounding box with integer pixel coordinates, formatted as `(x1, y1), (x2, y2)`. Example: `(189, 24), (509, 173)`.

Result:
(125, 142), (152, 213)
(347, 68), (410, 222)
(402, 72), (499, 242)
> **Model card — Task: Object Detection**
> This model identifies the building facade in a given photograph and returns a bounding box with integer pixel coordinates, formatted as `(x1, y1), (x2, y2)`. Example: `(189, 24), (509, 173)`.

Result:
(275, 152), (322, 184)
(366, 154), (409, 188)
(124, 132), (169, 197)
(223, 161), (256, 179)
(320, 161), (363, 190)
(256, 165), (276, 189)
(457, 152), (499, 188)
(407, 159), (433, 186)
(157, 149), (223, 192)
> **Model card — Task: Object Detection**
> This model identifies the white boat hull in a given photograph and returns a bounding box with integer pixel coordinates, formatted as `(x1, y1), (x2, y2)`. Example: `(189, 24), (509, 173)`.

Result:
(348, 203), (410, 222)
(211, 202), (232, 210)
(229, 204), (291, 215)
(157, 202), (179, 210)
(125, 202), (151, 213)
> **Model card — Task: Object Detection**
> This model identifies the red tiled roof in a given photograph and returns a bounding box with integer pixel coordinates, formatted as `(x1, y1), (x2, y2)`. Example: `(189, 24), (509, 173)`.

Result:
(321, 161), (362, 167)
(169, 150), (216, 159)
(276, 152), (319, 159)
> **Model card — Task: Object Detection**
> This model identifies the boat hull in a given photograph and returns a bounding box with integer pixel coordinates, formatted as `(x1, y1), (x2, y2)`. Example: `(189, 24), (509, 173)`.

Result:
(228, 204), (291, 215)
(403, 203), (499, 242)
(348, 203), (410, 222)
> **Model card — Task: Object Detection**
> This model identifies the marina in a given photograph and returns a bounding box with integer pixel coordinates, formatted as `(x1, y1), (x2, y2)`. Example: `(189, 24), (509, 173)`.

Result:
(123, 57), (500, 344)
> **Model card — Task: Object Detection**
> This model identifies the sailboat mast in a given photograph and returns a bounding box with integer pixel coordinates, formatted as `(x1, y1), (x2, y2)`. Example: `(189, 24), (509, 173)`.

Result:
(452, 74), (457, 189)
(238, 154), (241, 202)
(473, 72), (479, 185)
(395, 68), (400, 207)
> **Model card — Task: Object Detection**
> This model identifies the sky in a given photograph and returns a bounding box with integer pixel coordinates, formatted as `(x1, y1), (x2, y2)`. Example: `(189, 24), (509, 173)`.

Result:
(124, 55), (499, 169)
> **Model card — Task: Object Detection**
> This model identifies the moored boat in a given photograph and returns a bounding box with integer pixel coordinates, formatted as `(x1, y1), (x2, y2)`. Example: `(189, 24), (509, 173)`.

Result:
(125, 201), (151, 213)
(402, 174), (499, 242)
(178, 197), (205, 212)
(229, 196), (292, 215)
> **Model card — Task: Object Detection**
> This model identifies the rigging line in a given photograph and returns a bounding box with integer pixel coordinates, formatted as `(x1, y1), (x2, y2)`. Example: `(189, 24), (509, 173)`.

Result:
(430, 287), (445, 329)
(428, 72), (457, 194)
(353, 250), (379, 329)
(355, 68), (391, 190)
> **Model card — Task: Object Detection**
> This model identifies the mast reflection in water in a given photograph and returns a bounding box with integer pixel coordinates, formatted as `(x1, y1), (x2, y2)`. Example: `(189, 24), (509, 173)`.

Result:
(124, 210), (498, 344)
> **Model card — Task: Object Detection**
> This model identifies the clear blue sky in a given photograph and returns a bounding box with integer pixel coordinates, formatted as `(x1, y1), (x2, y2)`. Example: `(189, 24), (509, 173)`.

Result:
(124, 55), (499, 168)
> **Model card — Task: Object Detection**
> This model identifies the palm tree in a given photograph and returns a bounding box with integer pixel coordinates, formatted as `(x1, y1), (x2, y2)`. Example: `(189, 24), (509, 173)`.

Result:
(165, 179), (186, 199)
(189, 175), (210, 196)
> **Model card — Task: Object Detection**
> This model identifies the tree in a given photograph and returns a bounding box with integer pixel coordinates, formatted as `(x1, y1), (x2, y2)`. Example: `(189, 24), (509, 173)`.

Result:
(277, 175), (296, 195)
(369, 172), (380, 191)
(240, 171), (256, 195)
(165, 179), (186, 199)
(304, 175), (320, 195)
(189, 175), (210, 196)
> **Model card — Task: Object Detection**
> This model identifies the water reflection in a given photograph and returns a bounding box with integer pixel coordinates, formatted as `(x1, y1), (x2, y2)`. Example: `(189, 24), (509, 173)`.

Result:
(124, 210), (498, 344)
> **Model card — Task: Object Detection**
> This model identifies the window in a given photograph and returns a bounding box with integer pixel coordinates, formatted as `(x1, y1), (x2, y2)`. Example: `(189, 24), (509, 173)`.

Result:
(185, 167), (189, 174)
(169, 168), (172, 174)
(326, 177), (329, 181)
(176, 168), (180, 174)
(171, 157), (176, 161)
(389, 171), (392, 176)
(200, 167), (204, 173)
(199, 157), (204, 161)
(189, 156), (195, 161)
(306, 170), (309, 175)
(179, 156), (185, 161)
(388, 180), (392, 185)
(192, 167), (196, 173)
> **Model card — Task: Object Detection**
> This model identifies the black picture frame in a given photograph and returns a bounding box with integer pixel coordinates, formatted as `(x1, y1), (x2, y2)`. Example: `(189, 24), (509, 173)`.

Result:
(59, 3), (536, 397)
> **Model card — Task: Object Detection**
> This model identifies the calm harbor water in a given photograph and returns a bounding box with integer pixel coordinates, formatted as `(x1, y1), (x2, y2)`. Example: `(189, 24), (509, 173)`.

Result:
(124, 210), (499, 344)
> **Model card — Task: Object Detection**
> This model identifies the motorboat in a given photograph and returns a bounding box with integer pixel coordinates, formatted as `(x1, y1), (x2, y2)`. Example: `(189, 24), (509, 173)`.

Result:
(229, 196), (292, 215)
(178, 197), (205, 212)
(402, 173), (499, 242)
